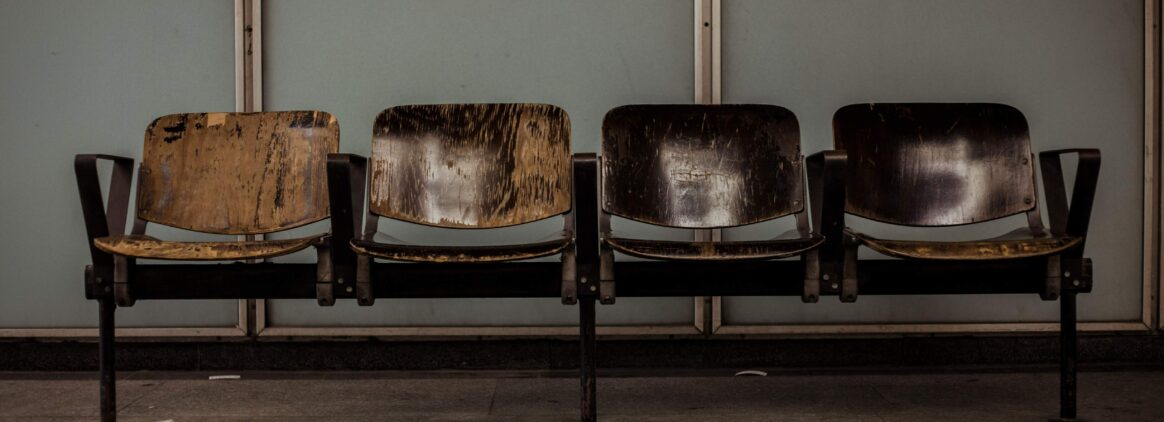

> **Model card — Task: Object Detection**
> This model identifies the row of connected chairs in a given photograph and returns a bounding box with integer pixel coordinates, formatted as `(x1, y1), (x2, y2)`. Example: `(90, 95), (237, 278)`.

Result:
(76, 103), (1099, 421)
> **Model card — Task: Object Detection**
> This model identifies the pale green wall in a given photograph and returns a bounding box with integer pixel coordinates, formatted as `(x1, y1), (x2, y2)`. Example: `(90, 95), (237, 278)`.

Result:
(0, 0), (1147, 329)
(0, 0), (238, 327)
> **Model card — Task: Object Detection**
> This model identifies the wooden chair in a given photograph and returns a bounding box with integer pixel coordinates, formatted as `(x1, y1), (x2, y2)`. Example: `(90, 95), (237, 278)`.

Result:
(75, 111), (340, 422)
(832, 103), (1099, 420)
(325, 103), (592, 415)
(592, 104), (845, 418)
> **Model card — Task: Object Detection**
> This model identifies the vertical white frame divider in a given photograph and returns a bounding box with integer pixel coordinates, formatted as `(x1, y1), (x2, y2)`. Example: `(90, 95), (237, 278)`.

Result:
(693, 0), (722, 335)
(236, 0), (265, 337)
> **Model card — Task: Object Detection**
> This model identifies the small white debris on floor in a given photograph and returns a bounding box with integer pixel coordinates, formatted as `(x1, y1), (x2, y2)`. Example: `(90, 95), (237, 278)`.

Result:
(734, 370), (768, 376)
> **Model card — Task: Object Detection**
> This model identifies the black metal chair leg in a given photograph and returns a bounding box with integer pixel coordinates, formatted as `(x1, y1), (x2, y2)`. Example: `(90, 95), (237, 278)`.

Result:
(99, 297), (116, 422)
(580, 296), (597, 422)
(1059, 291), (1077, 420)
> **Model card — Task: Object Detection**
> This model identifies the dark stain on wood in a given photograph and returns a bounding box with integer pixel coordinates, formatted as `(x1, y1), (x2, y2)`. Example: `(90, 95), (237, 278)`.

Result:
(604, 234), (823, 261)
(94, 234), (325, 261)
(850, 228), (1081, 260)
(601, 104), (804, 228)
(369, 104), (572, 228)
(138, 111), (339, 234)
(833, 103), (1036, 226)
(351, 232), (571, 263)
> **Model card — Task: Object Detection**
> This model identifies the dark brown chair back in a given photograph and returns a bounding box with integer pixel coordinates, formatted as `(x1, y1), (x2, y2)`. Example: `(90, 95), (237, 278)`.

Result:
(601, 104), (805, 228)
(832, 103), (1037, 226)
(369, 104), (572, 228)
(137, 111), (339, 234)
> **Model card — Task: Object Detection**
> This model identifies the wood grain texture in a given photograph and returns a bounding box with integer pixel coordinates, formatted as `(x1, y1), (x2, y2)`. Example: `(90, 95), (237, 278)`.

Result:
(601, 104), (804, 228)
(350, 232), (571, 263)
(604, 235), (823, 261)
(94, 234), (324, 261)
(137, 111), (338, 234)
(369, 104), (571, 229)
(833, 103), (1036, 226)
(850, 229), (1080, 260)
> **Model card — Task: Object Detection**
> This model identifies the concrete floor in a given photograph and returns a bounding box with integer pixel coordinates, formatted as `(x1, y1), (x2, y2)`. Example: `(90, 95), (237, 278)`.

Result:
(1, 369), (1162, 421)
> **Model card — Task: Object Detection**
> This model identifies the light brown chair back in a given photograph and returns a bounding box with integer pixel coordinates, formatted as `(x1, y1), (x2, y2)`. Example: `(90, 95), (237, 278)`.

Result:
(137, 111), (339, 234)
(832, 103), (1037, 226)
(369, 104), (572, 228)
(601, 104), (805, 228)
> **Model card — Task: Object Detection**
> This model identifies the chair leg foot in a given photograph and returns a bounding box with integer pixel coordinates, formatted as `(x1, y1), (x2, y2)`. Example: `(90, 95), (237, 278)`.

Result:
(1059, 291), (1077, 421)
(99, 298), (117, 422)
(580, 296), (597, 422)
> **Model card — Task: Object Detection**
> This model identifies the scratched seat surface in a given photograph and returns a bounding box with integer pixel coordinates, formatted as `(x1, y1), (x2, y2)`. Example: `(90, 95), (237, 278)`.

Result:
(604, 234), (823, 261)
(351, 231), (571, 263)
(849, 228), (1080, 260)
(601, 104), (806, 229)
(599, 104), (820, 262)
(833, 103), (1063, 260)
(95, 234), (326, 261)
(97, 111), (339, 261)
(354, 103), (574, 263)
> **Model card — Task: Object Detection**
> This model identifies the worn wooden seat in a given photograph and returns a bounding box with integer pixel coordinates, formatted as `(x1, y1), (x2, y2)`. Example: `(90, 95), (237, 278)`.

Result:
(599, 104), (840, 302)
(88, 111), (339, 302)
(833, 103), (1088, 264)
(831, 102), (1100, 420)
(604, 233), (822, 261)
(94, 234), (326, 261)
(337, 103), (575, 305)
(350, 231), (571, 263)
(76, 111), (342, 422)
(849, 228), (1079, 261)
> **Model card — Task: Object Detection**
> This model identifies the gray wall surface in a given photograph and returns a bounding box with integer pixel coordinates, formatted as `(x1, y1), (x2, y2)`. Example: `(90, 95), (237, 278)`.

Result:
(0, 0), (1147, 330)
(0, 0), (238, 327)
(721, 0), (1144, 324)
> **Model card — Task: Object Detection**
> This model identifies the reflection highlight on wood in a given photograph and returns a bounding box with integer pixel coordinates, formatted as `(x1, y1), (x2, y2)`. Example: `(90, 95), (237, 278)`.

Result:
(601, 104), (804, 228)
(369, 104), (572, 229)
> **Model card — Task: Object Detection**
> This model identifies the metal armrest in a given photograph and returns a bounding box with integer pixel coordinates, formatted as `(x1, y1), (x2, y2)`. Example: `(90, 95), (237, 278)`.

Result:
(806, 150), (847, 240)
(571, 153), (604, 303)
(323, 153), (367, 304)
(805, 150), (848, 299)
(75, 154), (135, 299)
(1038, 148), (1100, 248)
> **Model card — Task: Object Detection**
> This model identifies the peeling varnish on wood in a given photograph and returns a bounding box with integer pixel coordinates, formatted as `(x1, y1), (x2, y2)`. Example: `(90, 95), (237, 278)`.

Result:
(369, 104), (571, 228)
(94, 234), (325, 261)
(854, 233), (1081, 261)
(137, 111), (339, 234)
(350, 233), (571, 263)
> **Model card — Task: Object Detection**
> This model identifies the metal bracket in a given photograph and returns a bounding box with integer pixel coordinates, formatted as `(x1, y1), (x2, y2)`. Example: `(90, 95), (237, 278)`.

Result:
(598, 246), (616, 304)
(561, 247), (578, 305)
(113, 255), (135, 307)
(1041, 255), (1062, 301)
(801, 250), (821, 303)
(1059, 257), (1093, 293)
(315, 244), (335, 306)
(355, 255), (374, 306)
(840, 240), (858, 303)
